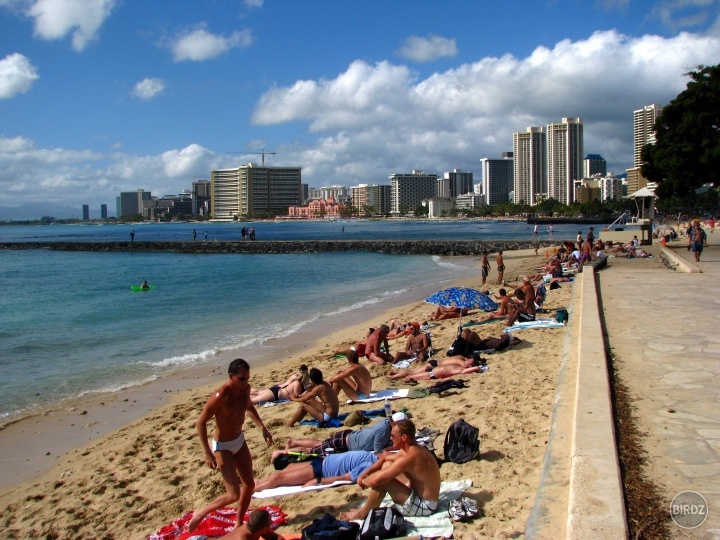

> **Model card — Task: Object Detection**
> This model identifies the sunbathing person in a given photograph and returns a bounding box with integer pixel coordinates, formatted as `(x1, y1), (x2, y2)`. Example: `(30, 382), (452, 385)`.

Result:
(327, 350), (372, 401)
(390, 357), (485, 382)
(388, 355), (483, 380)
(428, 306), (476, 321)
(466, 288), (511, 323)
(286, 368), (340, 427)
(365, 325), (394, 365)
(273, 412), (407, 461)
(392, 323), (430, 363)
(250, 365), (310, 404)
(218, 509), (285, 540)
(460, 329), (521, 351)
(340, 420), (441, 521)
(253, 450), (379, 492)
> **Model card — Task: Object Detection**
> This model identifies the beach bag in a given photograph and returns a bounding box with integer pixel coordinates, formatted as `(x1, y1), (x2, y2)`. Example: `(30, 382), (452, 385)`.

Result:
(302, 513), (359, 540)
(358, 507), (406, 540)
(344, 410), (370, 427)
(555, 308), (569, 324)
(447, 328), (474, 357)
(443, 418), (480, 464)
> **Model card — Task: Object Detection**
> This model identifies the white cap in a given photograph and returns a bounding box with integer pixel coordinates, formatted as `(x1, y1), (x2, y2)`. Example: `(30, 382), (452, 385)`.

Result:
(391, 412), (407, 422)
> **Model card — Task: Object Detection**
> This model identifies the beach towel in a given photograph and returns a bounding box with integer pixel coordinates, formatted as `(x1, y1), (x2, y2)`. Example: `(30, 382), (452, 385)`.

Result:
(299, 413), (348, 428)
(253, 480), (353, 499)
(347, 480), (472, 539)
(346, 388), (409, 404)
(460, 318), (497, 328)
(504, 318), (565, 332)
(261, 398), (291, 407)
(149, 505), (287, 540)
(392, 359), (413, 369)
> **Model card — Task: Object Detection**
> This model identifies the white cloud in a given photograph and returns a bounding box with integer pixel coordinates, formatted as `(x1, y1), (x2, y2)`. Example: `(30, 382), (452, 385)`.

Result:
(395, 34), (459, 63)
(0, 53), (39, 99)
(252, 28), (720, 184)
(27, 0), (116, 51)
(652, 0), (720, 30)
(171, 27), (254, 62)
(132, 78), (166, 100)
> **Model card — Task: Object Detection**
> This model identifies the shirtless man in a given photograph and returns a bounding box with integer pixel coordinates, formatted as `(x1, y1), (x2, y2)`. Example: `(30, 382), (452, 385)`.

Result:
(365, 325), (394, 365)
(496, 250), (505, 284)
(387, 355), (484, 380)
(287, 368), (340, 427)
(328, 350), (373, 401)
(580, 239), (593, 266)
(340, 420), (441, 521)
(480, 250), (491, 286)
(460, 329), (521, 351)
(392, 323), (430, 363)
(467, 288), (511, 323)
(428, 306), (475, 321)
(218, 509), (285, 540)
(190, 359), (274, 532)
(506, 288), (536, 326)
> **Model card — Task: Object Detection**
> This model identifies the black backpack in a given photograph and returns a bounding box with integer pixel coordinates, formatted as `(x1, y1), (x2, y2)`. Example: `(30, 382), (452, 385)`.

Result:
(301, 513), (359, 540)
(443, 419), (480, 464)
(358, 507), (406, 540)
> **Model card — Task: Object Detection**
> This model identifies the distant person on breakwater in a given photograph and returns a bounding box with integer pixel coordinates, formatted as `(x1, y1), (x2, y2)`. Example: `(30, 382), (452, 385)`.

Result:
(130, 230), (135, 242)
(205, 231), (208, 241)
(250, 227), (256, 241)
(532, 222), (539, 240)
(548, 224), (554, 240)
(193, 229), (197, 241)
(190, 358), (274, 532)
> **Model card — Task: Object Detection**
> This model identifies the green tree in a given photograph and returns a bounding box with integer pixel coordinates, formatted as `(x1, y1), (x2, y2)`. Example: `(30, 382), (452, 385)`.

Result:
(642, 64), (720, 198)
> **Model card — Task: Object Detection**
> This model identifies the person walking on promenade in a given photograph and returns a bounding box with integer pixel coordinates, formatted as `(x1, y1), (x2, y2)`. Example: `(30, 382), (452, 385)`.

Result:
(189, 359), (274, 532)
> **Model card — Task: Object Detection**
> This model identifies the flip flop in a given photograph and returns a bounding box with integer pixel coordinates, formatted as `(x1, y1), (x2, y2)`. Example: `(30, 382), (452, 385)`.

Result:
(406, 378), (419, 386)
(448, 499), (466, 522)
(462, 497), (479, 519)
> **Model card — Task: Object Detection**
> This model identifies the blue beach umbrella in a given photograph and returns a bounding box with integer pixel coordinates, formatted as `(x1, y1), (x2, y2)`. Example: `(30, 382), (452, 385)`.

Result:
(425, 287), (498, 312)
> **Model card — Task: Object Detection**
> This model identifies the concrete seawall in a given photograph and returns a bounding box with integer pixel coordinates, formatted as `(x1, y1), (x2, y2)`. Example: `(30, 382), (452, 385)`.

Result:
(0, 240), (555, 255)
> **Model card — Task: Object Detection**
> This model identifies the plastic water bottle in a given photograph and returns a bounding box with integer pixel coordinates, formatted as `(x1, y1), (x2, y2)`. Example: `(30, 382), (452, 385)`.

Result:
(384, 398), (392, 418)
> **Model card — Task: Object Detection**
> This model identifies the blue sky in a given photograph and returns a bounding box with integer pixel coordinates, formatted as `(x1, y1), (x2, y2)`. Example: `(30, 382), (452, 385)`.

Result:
(1, 0), (720, 213)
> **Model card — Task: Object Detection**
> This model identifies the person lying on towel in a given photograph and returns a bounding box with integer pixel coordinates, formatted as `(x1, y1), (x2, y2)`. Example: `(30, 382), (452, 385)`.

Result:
(254, 450), (378, 492)
(387, 355), (484, 383)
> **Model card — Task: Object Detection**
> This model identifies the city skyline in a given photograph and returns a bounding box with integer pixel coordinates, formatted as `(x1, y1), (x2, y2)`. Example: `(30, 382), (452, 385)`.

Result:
(1, 0), (720, 211)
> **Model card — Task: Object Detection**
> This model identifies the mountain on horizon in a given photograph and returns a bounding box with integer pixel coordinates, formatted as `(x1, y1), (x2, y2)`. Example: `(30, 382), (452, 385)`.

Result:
(0, 203), (115, 221)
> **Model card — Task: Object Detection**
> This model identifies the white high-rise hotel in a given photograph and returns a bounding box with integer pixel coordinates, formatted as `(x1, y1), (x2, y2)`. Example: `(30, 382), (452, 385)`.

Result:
(513, 127), (546, 205)
(547, 117), (583, 205)
(633, 104), (663, 167)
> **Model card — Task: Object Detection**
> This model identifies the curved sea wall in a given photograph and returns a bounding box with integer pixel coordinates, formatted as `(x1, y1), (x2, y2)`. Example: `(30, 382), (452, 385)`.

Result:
(0, 240), (554, 256)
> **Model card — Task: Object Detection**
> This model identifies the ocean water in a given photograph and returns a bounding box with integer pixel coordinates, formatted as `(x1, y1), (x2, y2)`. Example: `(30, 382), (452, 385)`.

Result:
(0, 219), (607, 423)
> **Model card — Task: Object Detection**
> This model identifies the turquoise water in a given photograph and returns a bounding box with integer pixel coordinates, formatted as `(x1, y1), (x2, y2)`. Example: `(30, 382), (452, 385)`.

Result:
(0, 219), (608, 422)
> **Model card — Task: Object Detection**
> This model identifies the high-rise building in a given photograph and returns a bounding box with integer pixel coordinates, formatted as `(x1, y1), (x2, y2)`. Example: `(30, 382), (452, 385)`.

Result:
(547, 117), (583, 205)
(389, 171), (437, 216)
(583, 154), (607, 178)
(351, 184), (391, 215)
(513, 127), (546, 205)
(633, 104), (663, 167)
(481, 154), (514, 206)
(625, 167), (648, 195)
(82, 204), (90, 221)
(210, 163), (302, 220)
(117, 189), (152, 218)
(441, 169), (474, 197)
(600, 173), (623, 201)
(100, 204), (108, 219)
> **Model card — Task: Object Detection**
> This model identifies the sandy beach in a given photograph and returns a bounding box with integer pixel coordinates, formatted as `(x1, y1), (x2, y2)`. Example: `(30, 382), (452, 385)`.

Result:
(0, 248), (572, 539)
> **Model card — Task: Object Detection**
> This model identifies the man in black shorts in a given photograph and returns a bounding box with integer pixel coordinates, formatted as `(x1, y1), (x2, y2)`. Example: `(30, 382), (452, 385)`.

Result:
(506, 289), (536, 326)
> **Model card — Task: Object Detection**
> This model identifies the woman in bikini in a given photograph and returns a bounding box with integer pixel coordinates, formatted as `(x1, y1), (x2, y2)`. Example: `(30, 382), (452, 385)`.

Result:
(250, 365), (310, 404)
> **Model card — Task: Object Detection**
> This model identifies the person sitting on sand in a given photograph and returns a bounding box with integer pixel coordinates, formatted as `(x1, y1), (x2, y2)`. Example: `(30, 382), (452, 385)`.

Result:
(385, 320), (430, 339)
(190, 359), (274, 532)
(387, 355), (485, 382)
(340, 420), (441, 521)
(328, 328), (375, 362)
(273, 412), (407, 461)
(460, 329), (521, 352)
(287, 368), (340, 427)
(392, 323), (430, 363)
(254, 450), (379, 492)
(365, 325), (394, 365)
(327, 350), (373, 401)
(506, 288), (536, 326)
(466, 288), (511, 323)
(250, 365), (310, 404)
(218, 509), (286, 540)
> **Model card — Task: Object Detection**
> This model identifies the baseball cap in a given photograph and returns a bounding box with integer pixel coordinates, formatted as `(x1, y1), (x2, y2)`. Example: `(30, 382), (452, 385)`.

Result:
(391, 412), (407, 422)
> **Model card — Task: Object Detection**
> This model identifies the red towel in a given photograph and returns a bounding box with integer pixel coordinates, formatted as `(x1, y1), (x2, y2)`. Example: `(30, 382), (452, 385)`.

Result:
(149, 505), (288, 540)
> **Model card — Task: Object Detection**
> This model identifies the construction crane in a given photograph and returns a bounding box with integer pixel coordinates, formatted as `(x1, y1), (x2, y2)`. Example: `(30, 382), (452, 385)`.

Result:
(226, 148), (276, 166)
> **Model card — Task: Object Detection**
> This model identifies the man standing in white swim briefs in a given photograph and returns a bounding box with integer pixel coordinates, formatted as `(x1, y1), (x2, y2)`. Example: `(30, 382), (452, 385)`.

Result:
(189, 358), (274, 532)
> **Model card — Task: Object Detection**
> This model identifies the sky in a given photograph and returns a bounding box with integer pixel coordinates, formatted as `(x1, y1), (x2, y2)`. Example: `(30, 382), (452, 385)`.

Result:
(1, 0), (720, 214)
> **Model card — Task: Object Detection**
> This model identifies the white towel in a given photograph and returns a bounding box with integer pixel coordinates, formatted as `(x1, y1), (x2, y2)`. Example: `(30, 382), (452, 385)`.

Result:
(346, 388), (409, 404)
(252, 480), (353, 499)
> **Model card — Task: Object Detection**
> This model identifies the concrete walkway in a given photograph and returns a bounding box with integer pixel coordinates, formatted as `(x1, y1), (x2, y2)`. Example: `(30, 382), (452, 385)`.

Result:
(598, 233), (720, 539)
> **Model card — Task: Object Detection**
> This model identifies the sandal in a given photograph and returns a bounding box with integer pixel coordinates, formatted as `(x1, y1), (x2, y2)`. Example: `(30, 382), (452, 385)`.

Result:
(448, 499), (466, 522)
(406, 378), (419, 386)
(462, 497), (479, 518)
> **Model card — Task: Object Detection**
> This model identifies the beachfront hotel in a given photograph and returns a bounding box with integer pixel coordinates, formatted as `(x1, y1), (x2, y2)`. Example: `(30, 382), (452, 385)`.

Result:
(481, 154), (515, 206)
(547, 117), (584, 205)
(512, 127), (547, 206)
(633, 104), (663, 167)
(210, 163), (302, 220)
(389, 171), (438, 216)
(351, 184), (391, 216)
